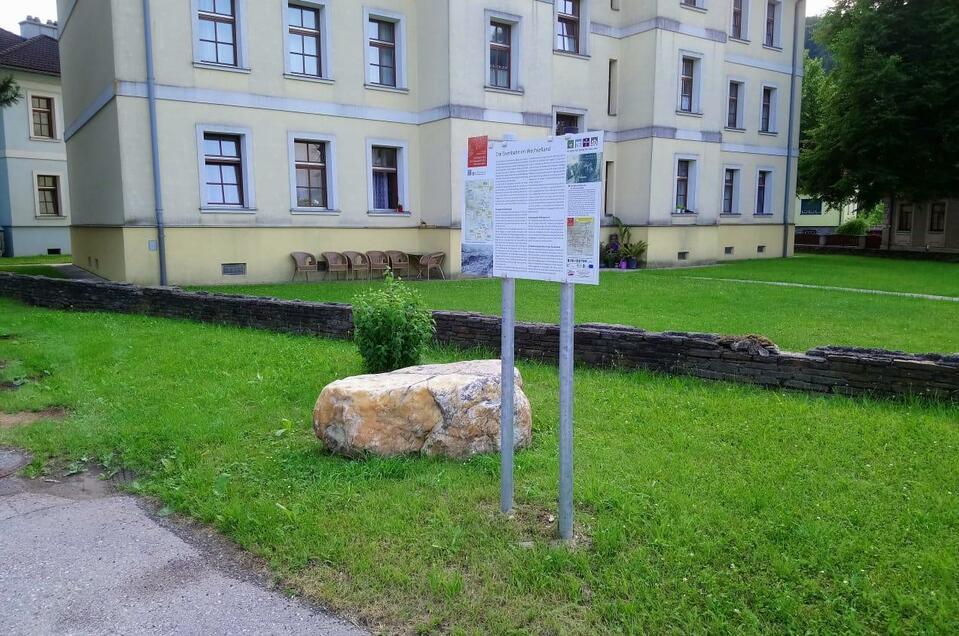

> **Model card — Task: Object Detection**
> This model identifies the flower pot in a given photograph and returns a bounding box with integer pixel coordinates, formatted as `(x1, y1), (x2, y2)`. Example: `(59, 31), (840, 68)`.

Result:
(628, 257), (638, 269)
(619, 260), (628, 269)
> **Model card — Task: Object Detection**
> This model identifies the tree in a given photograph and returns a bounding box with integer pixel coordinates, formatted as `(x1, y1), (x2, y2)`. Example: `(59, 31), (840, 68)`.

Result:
(0, 74), (21, 108)
(797, 53), (827, 195)
(799, 0), (959, 208)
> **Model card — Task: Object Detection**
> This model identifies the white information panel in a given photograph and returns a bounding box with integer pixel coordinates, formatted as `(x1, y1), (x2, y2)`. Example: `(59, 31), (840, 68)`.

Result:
(461, 132), (603, 286)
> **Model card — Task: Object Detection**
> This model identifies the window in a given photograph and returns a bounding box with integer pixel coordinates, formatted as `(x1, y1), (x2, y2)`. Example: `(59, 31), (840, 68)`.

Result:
(608, 59), (619, 115)
(678, 55), (702, 114)
(371, 146), (399, 211)
(765, 1), (781, 47)
(757, 245), (766, 254)
(198, 0), (238, 66)
(800, 198), (823, 215)
(761, 86), (777, 132)
(368, 18), (397, 86)
(897, 204), (913, 232)
(723, 168), (740, 214)
(725, 246), (735, 256)
(727, 81), (743, 128)
(31, 96), (55, 139)
(756, 170), (772, 215)
(36, 175), (61, 217)
(293, 140), (328, 209)
(489, 21), (512, 88)
(556, 0), (580, 53)
(288, 4), (321, 76)
(555, 111), (583, 135)
(929, 203), (946, 233)
(731, 0), (745, 39)
(681, 0), (702, 8)
(675, 159), (697, 212)
(203, 133), (244, 207)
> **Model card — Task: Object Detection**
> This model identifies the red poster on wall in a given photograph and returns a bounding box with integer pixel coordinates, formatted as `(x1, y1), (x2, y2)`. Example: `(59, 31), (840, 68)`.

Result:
(467, 136), (489, 168)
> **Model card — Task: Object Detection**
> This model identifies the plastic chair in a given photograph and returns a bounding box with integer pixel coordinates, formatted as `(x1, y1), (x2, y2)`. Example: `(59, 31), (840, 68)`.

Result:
(290, 252), (318, 282)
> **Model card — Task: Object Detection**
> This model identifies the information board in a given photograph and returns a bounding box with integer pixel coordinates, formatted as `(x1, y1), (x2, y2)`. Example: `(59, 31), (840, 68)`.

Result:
(461, 132), (603, 286)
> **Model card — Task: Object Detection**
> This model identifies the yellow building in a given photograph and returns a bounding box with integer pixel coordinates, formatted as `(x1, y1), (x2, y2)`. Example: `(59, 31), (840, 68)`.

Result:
(57, 0), (803, 285)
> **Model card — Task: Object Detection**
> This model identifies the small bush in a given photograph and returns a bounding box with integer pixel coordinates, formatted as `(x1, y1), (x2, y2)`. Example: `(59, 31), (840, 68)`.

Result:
(352, 272), (435, 373)
(835, 217), (871, 236)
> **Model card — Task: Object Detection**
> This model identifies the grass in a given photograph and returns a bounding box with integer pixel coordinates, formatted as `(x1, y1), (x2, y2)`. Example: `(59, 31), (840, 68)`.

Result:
(196, 256), (959, 353)
(1, 299), (957, 634)
(0, 265), (67, 278)
(0, 254), (71, 265)
(662, 254), (959, 297)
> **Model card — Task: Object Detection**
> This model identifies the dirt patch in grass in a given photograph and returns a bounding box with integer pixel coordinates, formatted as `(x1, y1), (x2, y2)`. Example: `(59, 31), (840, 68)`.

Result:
(0, 407), (71, 429)
(0, 372), (50, 392)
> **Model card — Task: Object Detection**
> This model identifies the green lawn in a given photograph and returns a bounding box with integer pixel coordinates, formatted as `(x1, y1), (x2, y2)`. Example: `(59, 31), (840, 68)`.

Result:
(1, 300), (957, 634)
(0, 265), (66, 278)
(663, 254), (959, 297)
(0, 254), (71, 265)
(196, 256), (959, 353)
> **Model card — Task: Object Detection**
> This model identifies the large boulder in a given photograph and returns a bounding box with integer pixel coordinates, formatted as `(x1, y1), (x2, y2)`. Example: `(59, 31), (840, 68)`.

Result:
(313, 360), (532, 459)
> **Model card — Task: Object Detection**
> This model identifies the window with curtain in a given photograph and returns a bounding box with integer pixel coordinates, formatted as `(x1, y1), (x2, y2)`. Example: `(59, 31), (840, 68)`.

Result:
(556, 0), (580, 53)
(368, 18), (396, 86)
(371, 146), (399, 210)
(31, 96), (55, 138)
(489, 21), (512, 88)
(36, 175), (61, 216)
(294, 140), (328, 208)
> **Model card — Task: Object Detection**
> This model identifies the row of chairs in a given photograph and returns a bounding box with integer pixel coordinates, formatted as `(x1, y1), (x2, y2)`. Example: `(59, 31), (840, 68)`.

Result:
(291, 250), (446, 281)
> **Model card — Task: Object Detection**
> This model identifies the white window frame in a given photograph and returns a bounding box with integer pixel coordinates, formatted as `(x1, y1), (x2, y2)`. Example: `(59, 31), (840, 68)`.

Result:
(287, 132), (338, 214)
(553, 107), (588, 136)
(485, 10), (523, 93)
(759, 83), (779, 133)
(366, 138), (410, 215)
(673, 154), (699, 214)
(553, 0), (590, 57)
(363, 7), (407, 91)
(677, 50), (704, 115)
(191, 0), (250, 71)
(680, 0), (707, 12)
(282, 0), (332, 81)
(25, 90), (64, 142)
(725, 77), (746, 130)
(33, 170), (69, 219)
(721, 165), (742, 215)
(729, 0), (750, 41)
(754, 167), (775, 216)
(763, 0), (783, 49)
(196, 124), (256, 212)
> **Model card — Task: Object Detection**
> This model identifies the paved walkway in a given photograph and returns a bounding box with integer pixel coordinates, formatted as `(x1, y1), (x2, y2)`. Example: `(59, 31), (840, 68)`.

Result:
(0, 451), (364, 636)
(687, 277), (959, 303)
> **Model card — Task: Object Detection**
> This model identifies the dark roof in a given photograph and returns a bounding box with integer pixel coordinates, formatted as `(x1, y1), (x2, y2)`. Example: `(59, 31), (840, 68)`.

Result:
(0, 28), (60, 76)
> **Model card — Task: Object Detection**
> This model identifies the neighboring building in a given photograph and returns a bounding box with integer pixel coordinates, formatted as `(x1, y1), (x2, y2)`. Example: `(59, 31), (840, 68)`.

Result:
(57, 0), (802, 285)
(884, 199), (959, 253)
(795, 196), (856, 235)
(0, 17), (70, 257)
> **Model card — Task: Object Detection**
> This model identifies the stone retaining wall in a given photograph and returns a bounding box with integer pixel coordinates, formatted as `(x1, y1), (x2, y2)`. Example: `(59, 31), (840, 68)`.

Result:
(1, 273), (956, 402)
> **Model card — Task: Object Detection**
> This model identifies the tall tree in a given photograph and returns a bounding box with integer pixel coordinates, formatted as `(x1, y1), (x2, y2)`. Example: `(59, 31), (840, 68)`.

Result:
(797, 53), (826, 195)
(0, 74), (20, 108)
(799, 0), (959, 208)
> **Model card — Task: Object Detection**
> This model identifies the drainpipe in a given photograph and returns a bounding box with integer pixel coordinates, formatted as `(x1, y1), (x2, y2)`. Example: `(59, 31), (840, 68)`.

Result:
(142, 0), (168, 285)
(781, 0), (805, 258)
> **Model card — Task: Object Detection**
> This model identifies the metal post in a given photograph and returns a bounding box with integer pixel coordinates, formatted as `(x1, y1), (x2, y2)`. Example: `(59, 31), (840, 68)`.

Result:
(558, 281), (575, 540)
(500, 276), (516, 514)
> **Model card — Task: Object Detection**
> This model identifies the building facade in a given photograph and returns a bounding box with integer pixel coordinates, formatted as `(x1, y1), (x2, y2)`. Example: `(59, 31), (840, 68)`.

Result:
(885, 198), (959, 254)
(57, 0), (802, 285)
(795, 195), (856, 235)
(0, 18), (70, 257)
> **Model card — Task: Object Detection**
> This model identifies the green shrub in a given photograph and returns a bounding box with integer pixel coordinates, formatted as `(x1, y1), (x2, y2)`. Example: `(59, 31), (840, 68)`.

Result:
(835, 217), (871, 235)
(352, 272), (435, 373)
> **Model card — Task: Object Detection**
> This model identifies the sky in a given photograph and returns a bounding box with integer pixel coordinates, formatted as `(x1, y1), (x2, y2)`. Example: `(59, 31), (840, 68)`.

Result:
(0, 0), (836, 33)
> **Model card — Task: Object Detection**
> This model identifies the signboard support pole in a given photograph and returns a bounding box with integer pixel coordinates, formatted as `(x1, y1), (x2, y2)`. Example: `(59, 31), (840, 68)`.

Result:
(558, 281), (575, 541)
(500, 276), (516, 514)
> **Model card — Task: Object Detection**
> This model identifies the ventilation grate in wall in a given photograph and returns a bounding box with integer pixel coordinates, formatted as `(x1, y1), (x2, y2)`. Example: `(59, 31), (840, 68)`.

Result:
(222, 263), (248, 276)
